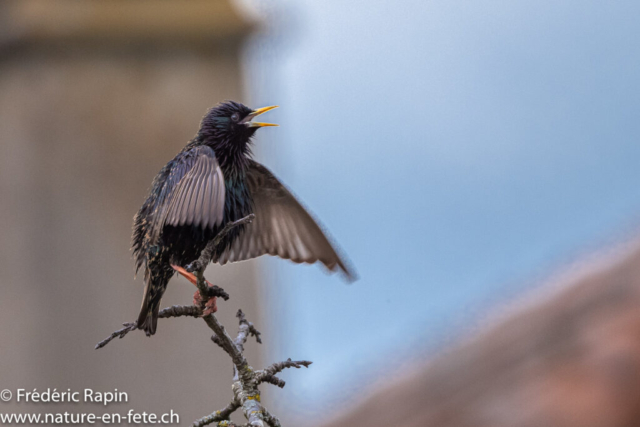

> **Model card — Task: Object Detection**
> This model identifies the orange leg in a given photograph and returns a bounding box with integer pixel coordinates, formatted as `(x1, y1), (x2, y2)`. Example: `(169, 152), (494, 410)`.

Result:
(171, 264), (217, 315)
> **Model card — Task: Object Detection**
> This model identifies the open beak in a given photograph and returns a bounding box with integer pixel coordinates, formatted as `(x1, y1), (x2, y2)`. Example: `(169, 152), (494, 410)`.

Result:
(243, 105), (279, 128)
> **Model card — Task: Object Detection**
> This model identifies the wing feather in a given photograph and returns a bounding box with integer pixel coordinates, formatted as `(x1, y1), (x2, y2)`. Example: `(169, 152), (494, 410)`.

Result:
(218, 160), (356, 281)
(201, 174), (212, 229)
(152, 145), (225, 239)
(193, 161), (206, 225)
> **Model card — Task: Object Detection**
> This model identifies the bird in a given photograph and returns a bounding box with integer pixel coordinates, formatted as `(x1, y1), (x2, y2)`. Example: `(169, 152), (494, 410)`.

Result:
(132, 101), (355, 336)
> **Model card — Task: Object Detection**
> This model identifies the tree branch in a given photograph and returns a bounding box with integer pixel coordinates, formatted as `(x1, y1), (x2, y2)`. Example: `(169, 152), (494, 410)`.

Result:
(186, 214), (255, 273)
(197, 309), (311, 427)
(97, 300), (311, 427)
(235, 309), (262, 350)
(98, 213), (309, 426)
(255, 359), (312, 389)
(95, 305), (202, 349)
(192, 401), (241, 427)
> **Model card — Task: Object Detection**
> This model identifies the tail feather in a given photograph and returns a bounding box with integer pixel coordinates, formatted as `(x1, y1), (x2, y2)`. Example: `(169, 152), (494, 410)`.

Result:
(137, 271), (168, 336)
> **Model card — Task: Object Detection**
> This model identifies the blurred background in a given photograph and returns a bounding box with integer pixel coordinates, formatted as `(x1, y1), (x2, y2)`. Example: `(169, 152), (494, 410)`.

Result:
(1, 0), (640, 426)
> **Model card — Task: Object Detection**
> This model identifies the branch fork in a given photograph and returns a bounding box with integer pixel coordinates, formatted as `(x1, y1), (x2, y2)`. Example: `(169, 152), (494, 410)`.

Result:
(97, 214), (311, 427)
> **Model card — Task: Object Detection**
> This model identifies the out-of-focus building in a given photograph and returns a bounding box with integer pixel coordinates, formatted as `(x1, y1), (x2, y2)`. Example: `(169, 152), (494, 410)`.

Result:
(0, 1), (266, 423)
(320, 242), (640, 427)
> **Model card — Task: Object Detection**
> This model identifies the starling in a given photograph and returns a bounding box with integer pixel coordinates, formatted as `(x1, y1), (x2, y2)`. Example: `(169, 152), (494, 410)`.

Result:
(132, 101), (355, 335)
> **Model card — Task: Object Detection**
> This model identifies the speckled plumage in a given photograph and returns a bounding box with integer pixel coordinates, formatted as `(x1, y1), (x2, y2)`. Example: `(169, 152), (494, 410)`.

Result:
(132, 101), (354, 336)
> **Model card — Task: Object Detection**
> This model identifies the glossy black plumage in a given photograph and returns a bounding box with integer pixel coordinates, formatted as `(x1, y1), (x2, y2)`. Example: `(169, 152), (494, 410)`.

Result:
(132, 101), (354, 336)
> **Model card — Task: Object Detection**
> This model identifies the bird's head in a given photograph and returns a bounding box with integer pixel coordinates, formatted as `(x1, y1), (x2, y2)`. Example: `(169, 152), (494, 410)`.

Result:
(197, 101), (278, 157)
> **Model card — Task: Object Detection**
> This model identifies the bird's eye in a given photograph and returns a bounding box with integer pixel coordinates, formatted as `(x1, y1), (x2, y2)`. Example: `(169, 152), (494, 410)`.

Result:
(231, 113), (240, 122)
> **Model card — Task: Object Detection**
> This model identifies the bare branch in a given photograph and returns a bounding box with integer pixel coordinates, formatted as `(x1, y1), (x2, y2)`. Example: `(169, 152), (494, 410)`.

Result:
(261, 409), (282, 427)
(203, 314), (247, 370)
(192, 401), (240, 427)
(202, 310), (302, 427)
(159, 304), (202, 319)
(255, 359), (312, 387)
(211, 334), (226, 351)
(95, 322), (138, 350)
(95, 305), (203, 349)
(235, 309), (262, 353)
(260, 375), (286, 389)
(186, 214), (255, 273)
(100, 213), (310, 426)
(200, 282), (230, 301)
(98, 298), (311, 426)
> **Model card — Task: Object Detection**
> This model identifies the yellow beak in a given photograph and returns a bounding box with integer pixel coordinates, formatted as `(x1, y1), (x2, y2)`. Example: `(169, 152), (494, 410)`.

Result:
(245, 105), (279, 128)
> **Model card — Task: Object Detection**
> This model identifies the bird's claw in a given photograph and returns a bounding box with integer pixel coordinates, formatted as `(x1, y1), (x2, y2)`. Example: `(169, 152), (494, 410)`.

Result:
(194, 290), (217, 316)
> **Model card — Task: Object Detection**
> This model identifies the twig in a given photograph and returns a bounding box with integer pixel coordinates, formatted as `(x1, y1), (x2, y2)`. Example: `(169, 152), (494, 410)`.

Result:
(259, 375), (286, 389)
(192, 401), (241, 427)
(186, 214), (255, 273)
(235, 309), (262, 352)
(95, 322), (137, 350)
(95, 305), (202, 349)
(203, 313), (247, 373)
(199, 282), (230, 301)
(255, 359), (313, 389)
(210, 310), (261, 353)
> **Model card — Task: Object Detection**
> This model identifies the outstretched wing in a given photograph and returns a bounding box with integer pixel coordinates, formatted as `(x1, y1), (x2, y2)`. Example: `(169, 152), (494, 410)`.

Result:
(218, 161), (356, 281)
(149, 145), (226, 242)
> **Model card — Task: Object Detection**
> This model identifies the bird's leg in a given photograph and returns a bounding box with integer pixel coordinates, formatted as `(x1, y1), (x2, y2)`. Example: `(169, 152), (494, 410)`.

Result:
(171, 265), (229, 316)
(171, 264), (217, 315)
(179, 215), (254, 313)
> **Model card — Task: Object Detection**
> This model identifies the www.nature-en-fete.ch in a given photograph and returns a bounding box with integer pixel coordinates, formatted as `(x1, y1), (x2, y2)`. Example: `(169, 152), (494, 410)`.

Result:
(0, 388), (179, 424)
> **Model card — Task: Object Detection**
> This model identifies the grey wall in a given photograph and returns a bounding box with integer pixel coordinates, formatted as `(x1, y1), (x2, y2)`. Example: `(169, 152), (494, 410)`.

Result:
(0, 1), (267, 424)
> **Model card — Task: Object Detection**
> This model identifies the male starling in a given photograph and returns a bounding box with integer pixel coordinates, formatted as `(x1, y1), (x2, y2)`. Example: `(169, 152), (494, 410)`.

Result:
(132, 101), (354, 335)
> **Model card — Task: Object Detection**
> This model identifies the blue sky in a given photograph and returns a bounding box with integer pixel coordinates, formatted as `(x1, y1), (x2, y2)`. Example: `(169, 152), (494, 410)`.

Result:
(242, 0), (640, 420)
